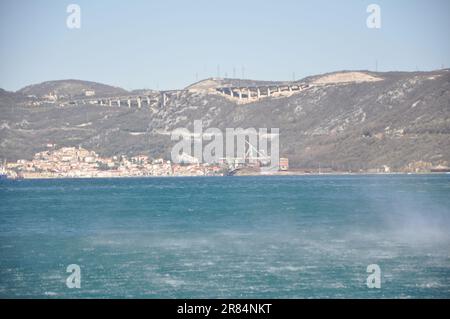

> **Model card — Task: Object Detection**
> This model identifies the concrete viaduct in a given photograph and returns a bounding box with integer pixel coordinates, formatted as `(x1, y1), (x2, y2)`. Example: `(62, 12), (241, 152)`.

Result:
(70, 90), (180, 108)
(65, 83), (310, 108)
(216, 83), (310, 100)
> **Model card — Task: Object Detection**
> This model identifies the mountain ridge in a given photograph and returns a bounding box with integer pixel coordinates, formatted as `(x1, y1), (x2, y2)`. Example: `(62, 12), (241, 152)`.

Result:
(1, 69), (449, 171)
(17, 79), (128, 99)
(4, 68), (449, 96)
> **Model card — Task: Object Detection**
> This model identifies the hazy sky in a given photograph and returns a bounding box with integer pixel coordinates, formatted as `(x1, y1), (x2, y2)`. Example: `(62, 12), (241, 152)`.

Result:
(1, 0), (449, 91)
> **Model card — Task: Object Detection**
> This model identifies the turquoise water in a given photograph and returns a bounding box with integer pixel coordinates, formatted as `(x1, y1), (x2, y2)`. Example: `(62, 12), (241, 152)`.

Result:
(0, 175), (449, 298)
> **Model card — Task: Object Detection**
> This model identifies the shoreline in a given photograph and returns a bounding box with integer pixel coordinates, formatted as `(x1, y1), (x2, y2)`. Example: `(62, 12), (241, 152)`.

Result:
(3, 171), (450, 181)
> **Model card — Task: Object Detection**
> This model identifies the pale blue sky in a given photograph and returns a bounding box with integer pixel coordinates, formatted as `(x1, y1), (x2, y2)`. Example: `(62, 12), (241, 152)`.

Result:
(1, 0), (449, 91)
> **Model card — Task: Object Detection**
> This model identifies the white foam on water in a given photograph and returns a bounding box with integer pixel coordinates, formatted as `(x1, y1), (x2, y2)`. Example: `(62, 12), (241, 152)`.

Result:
(44, 291), (58, 296)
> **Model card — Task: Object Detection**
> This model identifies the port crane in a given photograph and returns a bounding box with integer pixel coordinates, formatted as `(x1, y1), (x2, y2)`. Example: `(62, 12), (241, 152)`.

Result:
(220, 140), (272, 170)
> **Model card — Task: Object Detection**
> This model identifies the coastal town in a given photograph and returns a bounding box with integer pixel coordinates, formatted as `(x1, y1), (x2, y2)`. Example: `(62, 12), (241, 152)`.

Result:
(1, 146), (226, 179)
(1, 145), (449, 180)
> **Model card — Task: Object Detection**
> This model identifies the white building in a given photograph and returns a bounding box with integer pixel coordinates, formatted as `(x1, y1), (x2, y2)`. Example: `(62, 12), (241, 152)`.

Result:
(84, 90), (96, 97)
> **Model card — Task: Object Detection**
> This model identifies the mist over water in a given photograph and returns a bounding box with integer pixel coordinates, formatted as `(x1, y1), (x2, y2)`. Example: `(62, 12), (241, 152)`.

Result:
(357, 177), (450, 244)
(0, 175), (449, 298)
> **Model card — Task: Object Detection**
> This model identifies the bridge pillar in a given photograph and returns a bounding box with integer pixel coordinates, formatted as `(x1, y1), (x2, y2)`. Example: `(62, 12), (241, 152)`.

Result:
(257, 88), (261, 99)
(127, 99), (131, 108)
(117, 100), (121, 107)
(146, 96), (150, 105)
(109, 100), (112, 107)
(247, 88), (252, 99)
(238, 89), (242, 100)
(267, 87), (271, 97)
(229, 88), (234, 97)
(100, 100), (104, 106)
(162, 93), (167, 107)
(137, 97), (142, 108)
(278, 86), (281, 93)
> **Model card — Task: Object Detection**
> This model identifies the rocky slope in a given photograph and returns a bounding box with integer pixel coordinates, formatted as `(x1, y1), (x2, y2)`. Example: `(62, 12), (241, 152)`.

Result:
(1, 70), (449, 170)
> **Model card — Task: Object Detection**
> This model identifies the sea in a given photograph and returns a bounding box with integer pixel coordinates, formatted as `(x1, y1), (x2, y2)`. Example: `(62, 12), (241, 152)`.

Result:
(0, 175), (449, 298)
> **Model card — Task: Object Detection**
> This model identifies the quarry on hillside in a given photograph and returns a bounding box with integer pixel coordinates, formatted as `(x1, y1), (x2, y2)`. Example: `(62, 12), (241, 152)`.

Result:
(311, 71), (383, 85)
